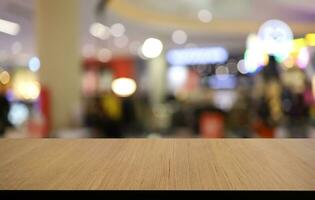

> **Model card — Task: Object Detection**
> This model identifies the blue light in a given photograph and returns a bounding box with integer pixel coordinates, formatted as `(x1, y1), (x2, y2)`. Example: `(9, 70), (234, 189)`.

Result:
(28, 57), (40, 72)
(166, 47), (229, 66)
(209, 75), (236, 89)
(8, 103), (29, 127)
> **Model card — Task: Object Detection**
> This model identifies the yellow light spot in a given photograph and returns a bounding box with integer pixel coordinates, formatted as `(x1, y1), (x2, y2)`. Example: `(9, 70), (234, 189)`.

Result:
(12, 70), (41, 101)
(305, 33), (315, 46)
(0, 71), (10, 85)
(292, 38), (306, 54)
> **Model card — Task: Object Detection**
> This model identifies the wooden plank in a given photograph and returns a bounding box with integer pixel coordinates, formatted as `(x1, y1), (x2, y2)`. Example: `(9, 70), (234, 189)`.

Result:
(0, 139), (314, 190)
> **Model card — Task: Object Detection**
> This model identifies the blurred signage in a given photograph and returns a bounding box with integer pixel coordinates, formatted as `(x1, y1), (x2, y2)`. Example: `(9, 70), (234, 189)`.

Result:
(257, 19), (293, 62)
(166, 47), (229, 66)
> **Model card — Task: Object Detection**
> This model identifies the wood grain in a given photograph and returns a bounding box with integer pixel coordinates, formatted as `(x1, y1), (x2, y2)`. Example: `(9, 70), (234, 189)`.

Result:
(0, 139), (314, 190)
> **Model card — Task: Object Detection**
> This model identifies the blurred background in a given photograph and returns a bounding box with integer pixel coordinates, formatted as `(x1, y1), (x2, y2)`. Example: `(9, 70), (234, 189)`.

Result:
(1, 0), (315, 139)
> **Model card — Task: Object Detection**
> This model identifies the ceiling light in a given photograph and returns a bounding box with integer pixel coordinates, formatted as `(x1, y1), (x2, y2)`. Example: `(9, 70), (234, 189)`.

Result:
(0, 19), (20, 36)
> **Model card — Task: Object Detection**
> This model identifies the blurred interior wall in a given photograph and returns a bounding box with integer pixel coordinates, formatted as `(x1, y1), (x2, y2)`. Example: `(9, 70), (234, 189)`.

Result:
(36, 0), (81, 132)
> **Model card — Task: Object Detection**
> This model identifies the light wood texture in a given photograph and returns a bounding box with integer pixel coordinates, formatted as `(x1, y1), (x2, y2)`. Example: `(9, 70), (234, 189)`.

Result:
(0, 139), (314, 190)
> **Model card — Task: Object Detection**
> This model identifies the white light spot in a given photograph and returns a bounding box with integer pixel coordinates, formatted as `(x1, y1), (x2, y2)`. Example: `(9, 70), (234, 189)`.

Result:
(198, 9), (213, 23)
(257, 19), (293, 62)
(172, 30), (188, 45)
(141, 38), (163, 59)
(112, 78), (137, 97)
(89, 23), (110, 40)
(8, 103), (29, 127)
(237, 59), (247, 74)
(167, 66), (188, 91)
(110, 23), (126, 38)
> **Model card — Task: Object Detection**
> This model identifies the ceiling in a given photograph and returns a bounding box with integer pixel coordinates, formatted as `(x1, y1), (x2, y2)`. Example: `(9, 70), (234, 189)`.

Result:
(1, 0), (315, 63)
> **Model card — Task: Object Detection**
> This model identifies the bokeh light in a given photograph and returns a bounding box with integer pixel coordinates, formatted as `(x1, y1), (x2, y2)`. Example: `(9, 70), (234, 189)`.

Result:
(297, 47), (310, 69)
(305, 33), (315, 46)
(167, 66), (188, 91)
(89, 22), (110, 40)
(141, 38), (163, 59)
(8, 103), (29, 127)
(237, 59), (247, 74)
(110, 23), (126, 37)
(198, 9), (213, 23)
(111, 77), (137, 97)
(293, 38), (307, 54)
(258, 19), (293, 62)
(244, 49), (268, 73)
(0, 70), (10, 85)
(215, 65), (229, 76)
(28, 57), (41, 72)
(172, 30), (188, 45)
(12, 70), (41, 101)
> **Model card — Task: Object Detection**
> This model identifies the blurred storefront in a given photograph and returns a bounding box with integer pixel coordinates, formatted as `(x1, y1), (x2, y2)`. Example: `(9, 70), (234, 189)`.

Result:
(0, 0), (315, 138)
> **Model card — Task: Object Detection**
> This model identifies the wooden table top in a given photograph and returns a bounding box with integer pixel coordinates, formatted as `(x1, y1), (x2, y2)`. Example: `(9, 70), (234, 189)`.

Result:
(0, 139), (314, 190)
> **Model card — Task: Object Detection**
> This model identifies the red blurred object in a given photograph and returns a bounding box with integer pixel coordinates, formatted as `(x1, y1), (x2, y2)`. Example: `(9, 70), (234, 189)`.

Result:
(38, 86), (51, 137)
(200, 112), (224, 138)
(252, 120), (274, 138)
(82, 57), (135, 79)
(110, 57), (135, 79)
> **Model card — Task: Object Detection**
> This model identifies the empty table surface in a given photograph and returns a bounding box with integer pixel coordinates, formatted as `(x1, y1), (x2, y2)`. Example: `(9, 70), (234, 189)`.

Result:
(0, 139), (314, 190)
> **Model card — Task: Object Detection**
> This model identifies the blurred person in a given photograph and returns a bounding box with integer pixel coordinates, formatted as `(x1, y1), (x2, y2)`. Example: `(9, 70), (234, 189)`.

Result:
(253, 96), (275, 138)
(281, 67), (309, 138)
(134, 94), (154, 135)
(281, 86), (309, 138)
(170, 101), (191, 136)
(83, 97), (104, 137)
(100, 91), (123, 138)
(261, 55), (280, 81)
(0, 88), (11, 137)
(227, 86), (252, 138)
(193, 100), (226, 138)
(120, 96), (139, 136)
(252, 55), (282, 138)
